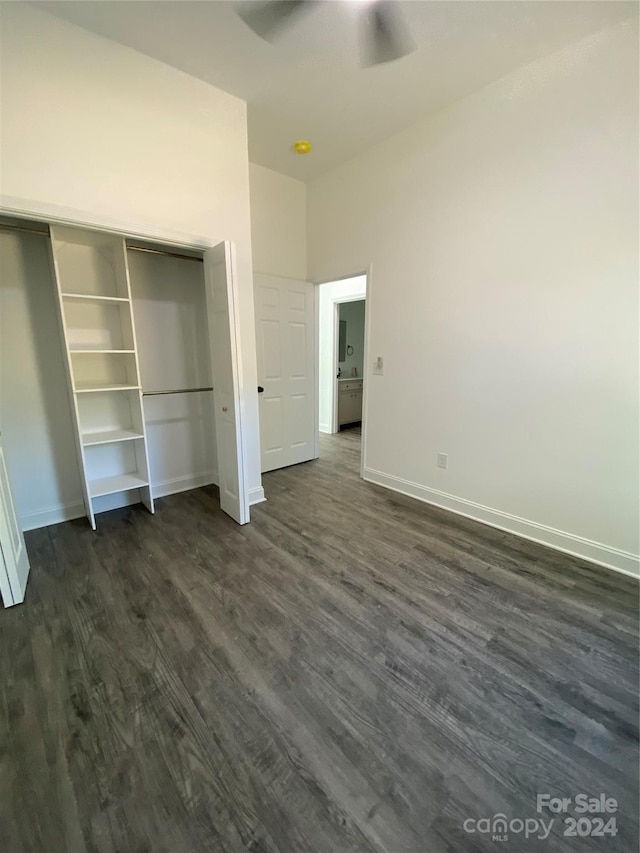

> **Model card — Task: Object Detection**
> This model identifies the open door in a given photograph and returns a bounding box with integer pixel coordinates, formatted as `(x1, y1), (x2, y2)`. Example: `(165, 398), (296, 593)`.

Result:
(0, 434), (30, 606)
(254, 273), (316, 472)
(204, 242), (249, 525)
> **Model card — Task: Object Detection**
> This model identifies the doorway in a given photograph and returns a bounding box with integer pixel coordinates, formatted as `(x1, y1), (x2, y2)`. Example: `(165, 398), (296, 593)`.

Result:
(317, 275), (368, 464)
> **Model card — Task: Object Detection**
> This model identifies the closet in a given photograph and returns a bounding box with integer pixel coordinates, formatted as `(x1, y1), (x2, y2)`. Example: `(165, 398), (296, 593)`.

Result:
(0, 216), (247, 536)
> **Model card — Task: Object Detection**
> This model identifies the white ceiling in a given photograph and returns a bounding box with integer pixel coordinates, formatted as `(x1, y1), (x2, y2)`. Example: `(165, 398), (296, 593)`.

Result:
(38, 1), (638, 181)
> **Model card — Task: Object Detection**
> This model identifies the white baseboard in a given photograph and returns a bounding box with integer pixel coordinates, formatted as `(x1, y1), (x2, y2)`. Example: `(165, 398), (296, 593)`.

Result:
(93, 491), (141, 514)
(249, 485), (266, 505)
(319, 423), (332, 434)
(152, 471), (217, 499)
(363, 467), (640, 580)
(20, 471), (219, 531)
(21, 501), (85, 531)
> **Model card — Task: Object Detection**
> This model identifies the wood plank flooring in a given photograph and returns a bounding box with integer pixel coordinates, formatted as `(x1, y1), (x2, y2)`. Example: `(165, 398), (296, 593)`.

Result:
(1, 428), (638, 852)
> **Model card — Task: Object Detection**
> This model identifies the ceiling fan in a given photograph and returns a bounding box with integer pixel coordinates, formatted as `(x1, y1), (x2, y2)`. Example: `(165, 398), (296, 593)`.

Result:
(236, 1), (415, 67)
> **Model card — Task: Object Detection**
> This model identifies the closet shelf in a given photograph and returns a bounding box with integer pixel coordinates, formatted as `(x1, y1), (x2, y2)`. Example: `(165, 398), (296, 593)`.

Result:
(62, 292), (130, 304)
(69, 348), (136, 354)
(74, 383), (140, 394)
(89, 472), (149, 498)
(82, 429), (144, 447)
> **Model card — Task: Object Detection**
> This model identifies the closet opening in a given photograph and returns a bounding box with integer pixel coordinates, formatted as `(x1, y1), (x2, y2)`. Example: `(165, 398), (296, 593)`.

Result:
(0, 215), (248, 539)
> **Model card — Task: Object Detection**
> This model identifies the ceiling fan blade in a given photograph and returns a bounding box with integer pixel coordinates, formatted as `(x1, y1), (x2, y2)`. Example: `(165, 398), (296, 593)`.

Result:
(362, 0), (415, 66)
(237, 1), (313, 42)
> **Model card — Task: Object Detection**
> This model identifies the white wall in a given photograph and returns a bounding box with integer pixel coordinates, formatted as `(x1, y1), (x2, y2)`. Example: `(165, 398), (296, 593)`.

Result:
(0, 3), (263, 506)
(339, 300), (366, 379)
(249, 163), (307, 281)
(0, 231), (83, 528)
(318, 277), (366, 434)
(308, 19), (639, 575)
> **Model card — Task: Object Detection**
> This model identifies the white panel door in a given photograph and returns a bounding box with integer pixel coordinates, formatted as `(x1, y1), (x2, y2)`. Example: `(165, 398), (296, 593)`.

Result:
(0, 436), (30, 606)
(203, 243), (249, 524)
(255, 274), (316, 473)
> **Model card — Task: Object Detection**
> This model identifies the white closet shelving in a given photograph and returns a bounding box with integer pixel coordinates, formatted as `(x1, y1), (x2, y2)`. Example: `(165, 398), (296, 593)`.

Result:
(49, 225), (154, 529)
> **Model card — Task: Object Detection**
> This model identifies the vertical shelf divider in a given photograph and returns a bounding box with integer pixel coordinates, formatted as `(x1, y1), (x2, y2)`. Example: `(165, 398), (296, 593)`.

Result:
(117, 240), (154, 514)
(48, 226), (96, 529)
(48, 225), (154, 528)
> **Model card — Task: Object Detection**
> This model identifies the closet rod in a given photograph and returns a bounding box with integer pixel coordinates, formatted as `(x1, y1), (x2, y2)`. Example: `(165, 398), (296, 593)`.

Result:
(143, 387), (213, 397)
(0, 223), (50, 238)
(127, 245), (203, 263)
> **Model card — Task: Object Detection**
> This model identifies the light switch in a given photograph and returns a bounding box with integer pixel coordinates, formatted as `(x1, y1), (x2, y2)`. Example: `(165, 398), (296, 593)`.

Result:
(373, 356), (384, 375)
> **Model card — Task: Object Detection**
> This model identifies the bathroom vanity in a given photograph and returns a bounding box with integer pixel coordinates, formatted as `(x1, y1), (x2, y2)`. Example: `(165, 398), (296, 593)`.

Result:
(338, 378), (363, 427)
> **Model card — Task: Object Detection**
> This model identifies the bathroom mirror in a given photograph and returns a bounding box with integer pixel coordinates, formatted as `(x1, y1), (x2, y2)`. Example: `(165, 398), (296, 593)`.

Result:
(338, 320), (346, 362)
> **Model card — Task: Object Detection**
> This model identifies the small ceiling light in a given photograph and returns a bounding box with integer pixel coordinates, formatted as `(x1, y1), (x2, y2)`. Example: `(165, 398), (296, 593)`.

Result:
(293, 140), (312, 155)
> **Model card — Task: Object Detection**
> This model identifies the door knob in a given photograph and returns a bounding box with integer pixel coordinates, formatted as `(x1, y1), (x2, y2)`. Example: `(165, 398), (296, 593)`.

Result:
(222, 406), (228, 412)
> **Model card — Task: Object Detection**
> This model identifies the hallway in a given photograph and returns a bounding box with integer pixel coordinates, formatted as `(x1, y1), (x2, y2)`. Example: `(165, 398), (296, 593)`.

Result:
(1, 431), (637, 852)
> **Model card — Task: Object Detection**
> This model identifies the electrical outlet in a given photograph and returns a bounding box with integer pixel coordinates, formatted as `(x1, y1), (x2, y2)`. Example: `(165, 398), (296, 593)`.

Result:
(373, 356), (384, 375)
(437, 452), (448, 470)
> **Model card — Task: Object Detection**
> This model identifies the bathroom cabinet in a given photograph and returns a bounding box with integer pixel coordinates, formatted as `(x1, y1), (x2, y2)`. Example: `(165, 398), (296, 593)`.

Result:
(338, 379), (363, 427)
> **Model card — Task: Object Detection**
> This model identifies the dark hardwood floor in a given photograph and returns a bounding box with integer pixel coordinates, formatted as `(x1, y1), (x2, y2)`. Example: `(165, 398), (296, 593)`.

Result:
(1, 430), (638, 852)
